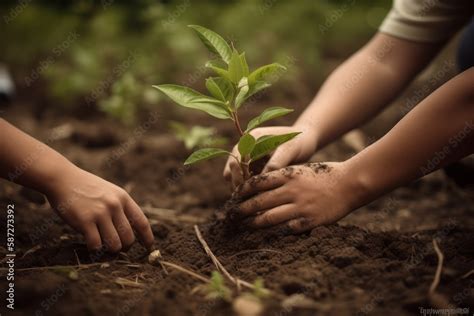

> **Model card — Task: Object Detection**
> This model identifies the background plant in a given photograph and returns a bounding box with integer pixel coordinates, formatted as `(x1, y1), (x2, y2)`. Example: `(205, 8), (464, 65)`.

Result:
(199, 271), (233, 302)
(196, 271), (269, 303)
(1, 1), (388, 123)
(154, 25), (301, 179)
(170, 121), (227, 150)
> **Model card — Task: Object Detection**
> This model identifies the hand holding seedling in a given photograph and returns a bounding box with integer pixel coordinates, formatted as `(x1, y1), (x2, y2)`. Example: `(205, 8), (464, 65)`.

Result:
(233, 67), (474, 232)
(0, 119), (154, 252)
(223, 125), (318, 188)
(155, 26), (474, 234)
(154, 25), (300, 180)
(232, 163), (359, 232)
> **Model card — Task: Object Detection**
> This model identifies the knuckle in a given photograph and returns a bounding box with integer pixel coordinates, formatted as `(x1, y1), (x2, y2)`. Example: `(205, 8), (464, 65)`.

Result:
(105, 238), (122, 253)
(94, 207), (110, 220)
(134, 217), (149, 230)
(104, 195), (122, 210)
(117, 189), (129, 201)
(115, 222), (129, 235)
(289, 217), (314, 233)
(119, 230), (135, 249)
(261, 212), (275, 226)
(78, 213), (96, 226)
(250, 198), (262, 210)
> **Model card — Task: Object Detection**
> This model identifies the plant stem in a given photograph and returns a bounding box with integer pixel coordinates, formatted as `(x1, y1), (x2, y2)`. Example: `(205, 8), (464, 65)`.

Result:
(240, 160), (250, 180)
(232, 111), (244, 136)
(231, 109), (251, 180)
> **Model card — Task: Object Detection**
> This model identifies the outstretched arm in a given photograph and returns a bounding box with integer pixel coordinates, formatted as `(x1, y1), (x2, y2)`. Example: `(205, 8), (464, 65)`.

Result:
(233, 68), (474, 231)
(0, 119), (154, 252)
(345, 67), (474, 206)
(225, 33), (443, 185)
(294, 32), (442, 150)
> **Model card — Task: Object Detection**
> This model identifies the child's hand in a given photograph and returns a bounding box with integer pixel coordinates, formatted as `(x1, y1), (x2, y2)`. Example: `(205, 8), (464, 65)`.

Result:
(45, 167), (154, 252)
(223, 125), (317, 188)
(233, 162), (364, 232)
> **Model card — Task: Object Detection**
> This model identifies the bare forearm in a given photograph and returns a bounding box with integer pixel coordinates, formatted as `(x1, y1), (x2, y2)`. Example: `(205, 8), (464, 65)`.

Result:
(0, 119), (76, 195)
(346, 69), (474, 208)
(295, 33), (441, 149)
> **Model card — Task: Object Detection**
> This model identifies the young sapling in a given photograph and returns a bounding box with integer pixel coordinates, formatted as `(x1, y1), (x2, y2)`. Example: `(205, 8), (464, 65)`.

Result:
(154, 25), (300, 181)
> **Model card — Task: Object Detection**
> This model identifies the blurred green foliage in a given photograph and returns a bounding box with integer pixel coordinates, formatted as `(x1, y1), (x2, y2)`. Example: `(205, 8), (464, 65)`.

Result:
(170, 121), (227, 150)
(1, 0), (390, 125)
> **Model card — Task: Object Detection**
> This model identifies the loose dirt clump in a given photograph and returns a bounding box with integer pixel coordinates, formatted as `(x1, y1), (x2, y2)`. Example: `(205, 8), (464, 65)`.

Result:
(305, 162), (332, 174)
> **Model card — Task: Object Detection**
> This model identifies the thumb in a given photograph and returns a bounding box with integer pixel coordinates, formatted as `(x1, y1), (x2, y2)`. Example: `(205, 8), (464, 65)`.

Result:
(262, 145), (294, 173)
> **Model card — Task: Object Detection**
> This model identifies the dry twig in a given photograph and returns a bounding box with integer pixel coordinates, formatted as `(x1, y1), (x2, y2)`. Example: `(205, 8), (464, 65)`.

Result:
(114, 277), (145, 289)
(194, 225), (237, 284)
(193, 225), (262, 292)
(73, 249), (82, 266)
(160, 260), (210, 283)
(428, 239), (451, 309)
(429, 239), (444, 295)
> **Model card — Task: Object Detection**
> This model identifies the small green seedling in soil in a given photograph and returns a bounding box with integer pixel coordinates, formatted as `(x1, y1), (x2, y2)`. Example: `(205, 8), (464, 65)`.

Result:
(202, 271), (232, 302)
(154, 25), (299, 180)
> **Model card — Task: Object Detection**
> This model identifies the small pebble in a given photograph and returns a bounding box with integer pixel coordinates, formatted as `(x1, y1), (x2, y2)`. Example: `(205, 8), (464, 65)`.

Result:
(148, 250), (162, 265)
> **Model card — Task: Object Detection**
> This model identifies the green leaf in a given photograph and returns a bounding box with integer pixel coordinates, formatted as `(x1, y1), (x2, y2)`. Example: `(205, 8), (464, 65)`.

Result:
(254, 135), (273, 143)
(246, 81), (271, 100)
(206, 61), (232, 82)
(153, 84), (231, 119)
(228, 49), (246, 84)
(238, 133), (256, 157)
(246, 107), (294, 132)
(188, 25), (232, 64)
(248, 63), (286, 85)
(184, 148), (229, 165)
(234, 77), (249, 109)
(213, 77), (234, 101)
(239, 53), (249, 77)
(205, 78), (226, 101)
(250, 132), (301, 161)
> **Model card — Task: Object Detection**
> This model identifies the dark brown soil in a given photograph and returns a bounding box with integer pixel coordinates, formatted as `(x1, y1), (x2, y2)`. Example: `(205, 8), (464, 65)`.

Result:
(1, 94), (473, 316)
